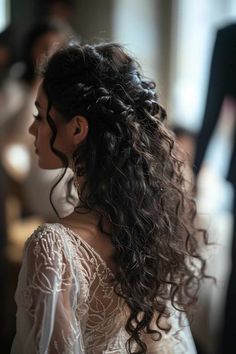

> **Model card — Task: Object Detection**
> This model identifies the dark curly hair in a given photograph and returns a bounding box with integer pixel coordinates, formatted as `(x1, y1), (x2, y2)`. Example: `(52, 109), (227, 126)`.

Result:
(41, 43), (209, 353)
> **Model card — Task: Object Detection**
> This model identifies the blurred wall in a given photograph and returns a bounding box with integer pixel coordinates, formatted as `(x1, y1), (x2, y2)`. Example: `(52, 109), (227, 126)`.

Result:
(75, 0), (114, 41)
(9, 0), (173, 109)
(10, 0), (114, 41)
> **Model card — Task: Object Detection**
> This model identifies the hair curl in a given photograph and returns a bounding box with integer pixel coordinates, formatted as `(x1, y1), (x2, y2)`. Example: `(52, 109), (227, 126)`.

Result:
(41, 43), (209, 353)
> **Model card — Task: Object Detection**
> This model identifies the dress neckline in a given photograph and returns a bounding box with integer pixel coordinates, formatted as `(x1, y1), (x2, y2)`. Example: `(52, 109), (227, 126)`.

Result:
(56, 222), (116, 277)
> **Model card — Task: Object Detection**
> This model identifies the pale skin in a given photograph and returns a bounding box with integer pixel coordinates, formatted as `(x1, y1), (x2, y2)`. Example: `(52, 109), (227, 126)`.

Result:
(29, 83), (116, 273)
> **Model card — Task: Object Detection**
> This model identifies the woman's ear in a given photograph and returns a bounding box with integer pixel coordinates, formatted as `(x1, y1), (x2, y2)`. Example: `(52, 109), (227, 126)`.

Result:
(72, 115), (89, 146)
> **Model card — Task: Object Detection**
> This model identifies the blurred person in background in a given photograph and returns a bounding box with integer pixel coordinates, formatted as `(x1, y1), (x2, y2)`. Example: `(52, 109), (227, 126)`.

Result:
(193, 23), (236, 354)
(0, 19), (77, 353)
(1, 18), (76, 222)
(0, 26), (14, 78)
(0, 161), (8, 327)
(39, 0), (77, 27)
(0, 23), (23, 353)
(0, 25), (24, 133)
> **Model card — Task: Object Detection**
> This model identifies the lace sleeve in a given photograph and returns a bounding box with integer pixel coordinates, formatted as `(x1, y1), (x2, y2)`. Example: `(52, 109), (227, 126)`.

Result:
(11, 224), (85, 354)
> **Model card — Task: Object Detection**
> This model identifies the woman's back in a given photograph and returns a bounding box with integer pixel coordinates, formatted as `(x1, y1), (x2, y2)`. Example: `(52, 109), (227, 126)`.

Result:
(11, 42), (208, 353)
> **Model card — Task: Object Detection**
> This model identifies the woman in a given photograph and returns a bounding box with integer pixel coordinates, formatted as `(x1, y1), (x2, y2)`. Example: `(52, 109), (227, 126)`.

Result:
(11, 43), (207, 353)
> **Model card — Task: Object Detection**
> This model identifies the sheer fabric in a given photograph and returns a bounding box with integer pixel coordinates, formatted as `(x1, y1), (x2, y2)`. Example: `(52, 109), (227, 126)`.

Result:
(11, 223), (197, 353)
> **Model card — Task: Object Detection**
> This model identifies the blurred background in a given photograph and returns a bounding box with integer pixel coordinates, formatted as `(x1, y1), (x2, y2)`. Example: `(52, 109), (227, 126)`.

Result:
(0, 0), (236, 353)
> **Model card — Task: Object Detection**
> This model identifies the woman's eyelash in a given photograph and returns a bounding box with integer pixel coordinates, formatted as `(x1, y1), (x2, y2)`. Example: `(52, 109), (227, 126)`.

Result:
(33, 114), (42, 121)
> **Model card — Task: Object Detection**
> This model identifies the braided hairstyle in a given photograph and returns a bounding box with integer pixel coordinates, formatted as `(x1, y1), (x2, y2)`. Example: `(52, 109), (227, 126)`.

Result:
(42, 43), (208, 353)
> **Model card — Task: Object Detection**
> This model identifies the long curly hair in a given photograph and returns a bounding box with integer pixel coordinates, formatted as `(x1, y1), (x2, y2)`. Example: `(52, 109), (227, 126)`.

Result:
(41, 43), (208, 353)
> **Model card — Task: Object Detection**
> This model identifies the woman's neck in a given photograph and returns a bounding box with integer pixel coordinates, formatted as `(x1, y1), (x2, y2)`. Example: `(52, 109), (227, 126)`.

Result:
(61, 208), (99, 228)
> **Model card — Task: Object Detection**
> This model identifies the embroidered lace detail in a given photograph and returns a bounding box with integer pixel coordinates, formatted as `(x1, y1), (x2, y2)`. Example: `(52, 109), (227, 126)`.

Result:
(11, 223), (197, 354)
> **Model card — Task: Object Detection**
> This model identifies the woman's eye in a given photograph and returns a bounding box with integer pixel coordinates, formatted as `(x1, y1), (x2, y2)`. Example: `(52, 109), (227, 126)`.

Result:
(33, 114), (42, 122)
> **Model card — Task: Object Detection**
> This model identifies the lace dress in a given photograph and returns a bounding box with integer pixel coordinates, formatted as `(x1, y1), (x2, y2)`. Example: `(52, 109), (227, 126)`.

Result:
(11, 223), (197, 354)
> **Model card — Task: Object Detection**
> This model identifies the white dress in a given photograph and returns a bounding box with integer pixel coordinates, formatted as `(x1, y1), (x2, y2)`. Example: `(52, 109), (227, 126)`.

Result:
(11, 223), (197, 354)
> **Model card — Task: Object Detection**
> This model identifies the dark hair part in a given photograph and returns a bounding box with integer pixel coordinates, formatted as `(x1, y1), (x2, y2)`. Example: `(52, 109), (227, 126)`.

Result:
(42, 43), (209, 353)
